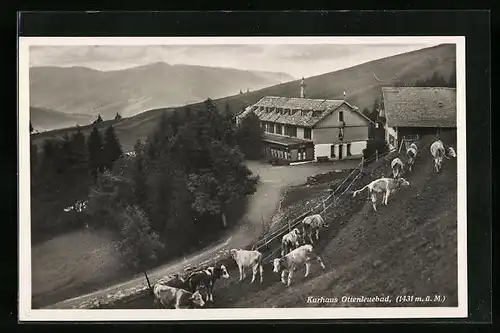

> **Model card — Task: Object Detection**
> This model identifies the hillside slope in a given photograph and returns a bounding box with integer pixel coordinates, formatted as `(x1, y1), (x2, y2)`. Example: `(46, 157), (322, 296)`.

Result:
(216, 131), (458, 308)
(30, 107), (95, 132)
(29, 63), (295, 120)
(108, 131), (458, 309)
(31, 44), (456, 152)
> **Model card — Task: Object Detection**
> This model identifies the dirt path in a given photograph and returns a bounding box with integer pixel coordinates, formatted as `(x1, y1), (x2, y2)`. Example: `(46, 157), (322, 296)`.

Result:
(45, 160), (352, 309)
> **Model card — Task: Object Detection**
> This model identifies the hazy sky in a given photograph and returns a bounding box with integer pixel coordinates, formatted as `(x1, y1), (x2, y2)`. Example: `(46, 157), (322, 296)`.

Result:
(30, 44), (438, 78)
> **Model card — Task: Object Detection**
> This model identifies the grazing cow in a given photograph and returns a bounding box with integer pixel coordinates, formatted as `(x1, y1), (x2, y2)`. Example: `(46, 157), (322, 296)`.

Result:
(352, 177), (410, 212)
(156, 273), (188, 290)
(272, 244), (326, 287)
(184, 264), (230, 303)
(406, 143), (418, 172)
(390, 157), (404, 179)
(301, 214), (329, 245)
(153, 284), (205, 309)
(281, 228), (301, 256)
(430, 140), (456, 173)
(229, 249), (264, 284)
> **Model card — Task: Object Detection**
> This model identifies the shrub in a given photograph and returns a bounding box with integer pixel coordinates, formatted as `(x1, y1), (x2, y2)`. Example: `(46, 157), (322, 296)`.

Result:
(363, 139), (389, 160)
(116, 205), (164, 270)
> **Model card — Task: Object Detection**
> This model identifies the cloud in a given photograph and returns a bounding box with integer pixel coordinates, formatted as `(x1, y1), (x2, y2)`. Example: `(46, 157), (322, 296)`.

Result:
(29, 43), (438, 78)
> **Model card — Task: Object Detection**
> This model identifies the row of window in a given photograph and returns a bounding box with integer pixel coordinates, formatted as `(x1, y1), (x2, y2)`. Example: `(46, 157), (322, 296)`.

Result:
(259, 106), (324, 118)
(330, 143), (352, 158)
(265, 147), (310, 161)
(262, 122), (312, 139)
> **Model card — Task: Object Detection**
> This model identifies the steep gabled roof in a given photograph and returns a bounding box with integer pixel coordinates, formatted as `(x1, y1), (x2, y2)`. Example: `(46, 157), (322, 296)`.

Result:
(382, 87), (457, 128)
(247, 96), (372, 127)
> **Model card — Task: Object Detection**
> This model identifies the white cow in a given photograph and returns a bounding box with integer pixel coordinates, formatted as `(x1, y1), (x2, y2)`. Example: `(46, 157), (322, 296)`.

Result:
(153, 284), (205, 309)
(229, 249), (264, 283)
(352, 177), (410, 212)
(390, 157), (404, 179)
(281, 228), (301, 256)
(301, 214), (329, 245)
(430, 140), (456, 173)
(272, 244), (326, 287)
(406, 143), (418, 172)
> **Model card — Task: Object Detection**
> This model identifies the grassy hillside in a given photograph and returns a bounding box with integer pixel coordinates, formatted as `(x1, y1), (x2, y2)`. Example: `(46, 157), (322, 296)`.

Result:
(113, 130), (458, 309)
(30, 63), (295, 120)
(31, 44), (456, 152)
(30, 107), (95, 132)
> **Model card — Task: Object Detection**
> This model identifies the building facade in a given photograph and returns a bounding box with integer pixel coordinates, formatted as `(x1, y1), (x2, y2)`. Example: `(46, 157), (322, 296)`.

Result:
(236, 92), (374, 162)
(381, 87), (457, 150)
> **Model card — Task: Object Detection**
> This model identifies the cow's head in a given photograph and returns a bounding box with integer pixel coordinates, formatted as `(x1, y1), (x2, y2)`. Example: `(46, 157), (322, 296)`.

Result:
(291, 228), (301, 236)
(215, 264), (230, 279)
(190, 290), (206, 308)
(447, 147), (457, 158)
(273, 258), (284, 273)
(229, 249), (238, 259)
(398, 178), (410, 187)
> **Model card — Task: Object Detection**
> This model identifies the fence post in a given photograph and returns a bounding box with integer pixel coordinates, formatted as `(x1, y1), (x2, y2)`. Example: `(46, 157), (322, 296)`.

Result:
(361, 156), (364, 172)
(376, 149), (378, 161)
(288, 219), (291, 233)
(322, 198), (326, 212)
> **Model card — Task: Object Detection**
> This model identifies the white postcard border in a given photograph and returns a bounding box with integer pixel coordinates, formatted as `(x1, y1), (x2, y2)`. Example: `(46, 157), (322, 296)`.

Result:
(18, 36), (467, 321)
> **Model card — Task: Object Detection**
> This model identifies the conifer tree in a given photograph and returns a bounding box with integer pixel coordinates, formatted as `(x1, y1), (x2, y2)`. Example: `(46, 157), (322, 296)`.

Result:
(88, 127), (104, 177)
(102, 125), (123, 172)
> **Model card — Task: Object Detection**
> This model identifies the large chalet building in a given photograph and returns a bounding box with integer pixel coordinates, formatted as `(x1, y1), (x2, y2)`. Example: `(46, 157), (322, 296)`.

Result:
(236, 78), (374, 163)
(380, 87), (457, 150)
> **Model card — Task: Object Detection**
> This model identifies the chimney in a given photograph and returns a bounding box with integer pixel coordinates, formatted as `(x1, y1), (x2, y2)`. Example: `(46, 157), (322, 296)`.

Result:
(300, 77), (306, 98)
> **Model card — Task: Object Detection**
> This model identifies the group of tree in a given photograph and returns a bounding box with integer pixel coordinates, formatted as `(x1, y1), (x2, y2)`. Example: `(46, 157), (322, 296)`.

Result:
(34, 99), (261, 272)
(394, 69), (457, 88)
(31, 124), (123, 244)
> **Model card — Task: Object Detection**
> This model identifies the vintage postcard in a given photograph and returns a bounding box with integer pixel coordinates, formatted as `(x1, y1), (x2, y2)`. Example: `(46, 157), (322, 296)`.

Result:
(18, 36), (467, 321)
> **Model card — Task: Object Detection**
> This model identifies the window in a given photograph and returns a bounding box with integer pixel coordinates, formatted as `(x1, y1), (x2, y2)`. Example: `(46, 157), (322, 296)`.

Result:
(285, 125), (297, 137)
(298, 149), (306, 161)
(339, 111), (344, 122)
(304, 128), (312, 139)
(275, 124), (283, 135)
(313, 111), (322, 117)
(269, 123), (275, 134)
(330, 145), (336, 158)
(347, 143), (352, 156)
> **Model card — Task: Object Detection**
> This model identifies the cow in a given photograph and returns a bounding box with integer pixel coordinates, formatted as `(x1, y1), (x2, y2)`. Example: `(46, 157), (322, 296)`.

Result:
(301, 214), (329, 245)
(390, 157), (404, 179)
(155, 273), (188, 290)
(430, 140), (456, 173)
(406, 143), (418, 172)
(352, 177), (410, 212)
(229, 249), (264, 284)
(153, 284), (206, 309)
(272, 244), (326, 287)
(281, 228), (301, 256)
(184, 264), (230, 303)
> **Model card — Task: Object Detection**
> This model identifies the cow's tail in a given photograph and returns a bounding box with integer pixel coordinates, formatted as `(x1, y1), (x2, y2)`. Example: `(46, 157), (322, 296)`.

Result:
(352, 184), (369, 197)
(144, 271), (155, 300)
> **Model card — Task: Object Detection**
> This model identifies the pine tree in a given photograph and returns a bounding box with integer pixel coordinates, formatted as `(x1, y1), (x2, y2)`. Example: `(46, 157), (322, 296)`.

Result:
(88, 127), (104, 177)
(94, 114), (104, 124)
(30, 122), (34, 133)
(71, 125), (88, 167)
(115, 113), (122, 121)
(234, 112), (262, 160)
(102, 125), (123, 172)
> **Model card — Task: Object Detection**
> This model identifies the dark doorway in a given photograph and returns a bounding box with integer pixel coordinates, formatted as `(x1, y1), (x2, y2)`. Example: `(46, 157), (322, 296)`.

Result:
(338, 144), (343, 160)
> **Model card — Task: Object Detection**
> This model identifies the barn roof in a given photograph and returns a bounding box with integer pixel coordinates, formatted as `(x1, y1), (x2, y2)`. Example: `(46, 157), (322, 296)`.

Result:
(382, 87), (457, 128)
(247, 96), (370, 128)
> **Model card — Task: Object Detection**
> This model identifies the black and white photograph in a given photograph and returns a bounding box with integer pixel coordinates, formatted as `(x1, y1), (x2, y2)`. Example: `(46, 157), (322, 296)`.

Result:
(19, 36), (467, 321)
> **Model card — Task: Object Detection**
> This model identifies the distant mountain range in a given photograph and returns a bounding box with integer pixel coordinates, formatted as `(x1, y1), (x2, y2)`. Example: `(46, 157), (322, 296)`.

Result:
(32, 44), (456, 153)
(30, 107), (95, 132)
(30, 63), (295, 130)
